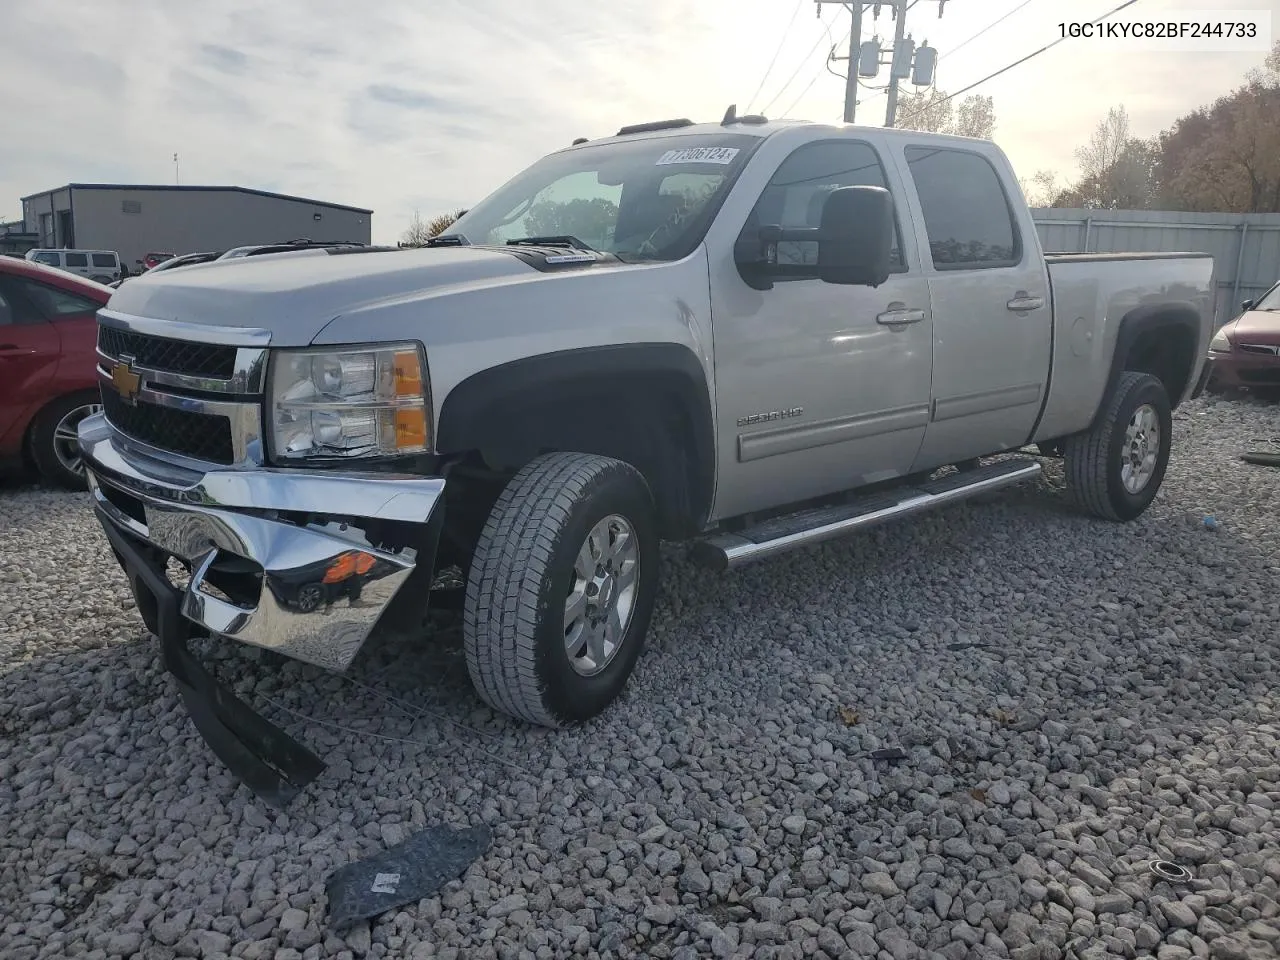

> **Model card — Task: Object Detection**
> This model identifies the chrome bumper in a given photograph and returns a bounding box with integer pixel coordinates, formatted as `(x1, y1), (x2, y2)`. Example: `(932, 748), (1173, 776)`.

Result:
(78, 413), (445, 672)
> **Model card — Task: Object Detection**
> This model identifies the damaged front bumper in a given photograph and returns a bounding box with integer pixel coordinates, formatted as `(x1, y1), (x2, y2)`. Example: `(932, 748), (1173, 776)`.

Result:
(78, 413), (446, 804)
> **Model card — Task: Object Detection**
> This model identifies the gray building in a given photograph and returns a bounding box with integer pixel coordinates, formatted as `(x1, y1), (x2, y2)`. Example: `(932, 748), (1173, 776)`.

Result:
(20, 183), (373, 270)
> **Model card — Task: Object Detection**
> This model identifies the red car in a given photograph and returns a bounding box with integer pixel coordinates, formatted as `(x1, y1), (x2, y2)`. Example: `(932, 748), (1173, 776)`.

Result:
(0, 256), (111, 489)
(142, 252), (176, 271)
(1206, 281), (1280, 392)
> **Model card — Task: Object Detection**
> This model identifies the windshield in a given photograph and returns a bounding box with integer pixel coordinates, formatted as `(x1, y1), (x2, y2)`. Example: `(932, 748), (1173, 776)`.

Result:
(1253, 281), (1280, 311)
(444, 133), (761, 262)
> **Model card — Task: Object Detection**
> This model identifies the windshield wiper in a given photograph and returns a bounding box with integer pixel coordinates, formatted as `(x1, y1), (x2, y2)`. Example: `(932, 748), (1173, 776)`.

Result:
(506, 235), (596, 251)
(426, 234), (469, 247)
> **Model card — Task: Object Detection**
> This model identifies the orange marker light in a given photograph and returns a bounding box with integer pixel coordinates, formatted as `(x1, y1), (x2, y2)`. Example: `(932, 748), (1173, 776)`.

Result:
(393, 349), (424, 398)
(323, 551), (377, 584)
(394, 407), (428, 450)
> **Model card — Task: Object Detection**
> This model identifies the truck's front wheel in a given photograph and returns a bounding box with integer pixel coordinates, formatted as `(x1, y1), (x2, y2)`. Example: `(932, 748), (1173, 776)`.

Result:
(1064, 371), (1172, 521)
(463, 452), (659, 728)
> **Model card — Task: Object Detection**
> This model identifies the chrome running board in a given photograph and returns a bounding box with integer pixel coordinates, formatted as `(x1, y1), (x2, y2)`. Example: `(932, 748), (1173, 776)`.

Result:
(690, 459), (1042, 571)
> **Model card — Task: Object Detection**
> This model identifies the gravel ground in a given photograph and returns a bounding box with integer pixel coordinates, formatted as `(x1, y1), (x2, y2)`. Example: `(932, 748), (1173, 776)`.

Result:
(2, 392), (1280, 960)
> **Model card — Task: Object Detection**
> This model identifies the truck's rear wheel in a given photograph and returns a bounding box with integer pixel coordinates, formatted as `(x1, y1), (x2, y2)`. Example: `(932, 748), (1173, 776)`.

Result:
(1064, 371), (1172, 521)
(463, 452), (659, 728)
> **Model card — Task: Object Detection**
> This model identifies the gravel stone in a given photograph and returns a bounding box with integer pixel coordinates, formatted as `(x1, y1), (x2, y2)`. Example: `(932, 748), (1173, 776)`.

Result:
(861, 872), (899, 897)
(1164, 901), (1200, 929)
(4, 395), (1280, 959)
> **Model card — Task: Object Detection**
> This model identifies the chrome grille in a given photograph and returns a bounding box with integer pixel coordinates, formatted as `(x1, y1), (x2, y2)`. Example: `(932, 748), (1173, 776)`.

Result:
(100, 388), (235, 464)
(1239, 343), (1280, 356)
(95, 314), (269, 467)
(97, 326), (238, 379)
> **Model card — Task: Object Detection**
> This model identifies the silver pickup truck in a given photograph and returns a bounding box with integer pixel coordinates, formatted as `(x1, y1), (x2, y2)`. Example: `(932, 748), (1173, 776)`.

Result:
(79, 110), (1215, 804)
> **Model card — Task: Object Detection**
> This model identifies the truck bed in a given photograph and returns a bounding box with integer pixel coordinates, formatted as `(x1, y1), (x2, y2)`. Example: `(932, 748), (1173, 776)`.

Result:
(1032, 251), (1216, 444)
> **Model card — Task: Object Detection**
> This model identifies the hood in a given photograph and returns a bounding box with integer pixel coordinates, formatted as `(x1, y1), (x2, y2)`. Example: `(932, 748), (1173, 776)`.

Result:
(1227, 308), (1280, 346)
(100, 245), (587, 347)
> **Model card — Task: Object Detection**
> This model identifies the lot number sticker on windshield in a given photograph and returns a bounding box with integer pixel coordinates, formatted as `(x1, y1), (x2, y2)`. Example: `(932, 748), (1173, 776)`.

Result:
(655, 147), (740, 165)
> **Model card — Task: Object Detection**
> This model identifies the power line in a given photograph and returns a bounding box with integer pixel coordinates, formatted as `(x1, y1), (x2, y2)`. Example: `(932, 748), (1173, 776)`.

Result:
(746, 0), (806, 113)
(759, 15), (843, 115)
(939, 0), (1036, 62)
(781, 29), (851, 117)
(899, 0), (1142, 120)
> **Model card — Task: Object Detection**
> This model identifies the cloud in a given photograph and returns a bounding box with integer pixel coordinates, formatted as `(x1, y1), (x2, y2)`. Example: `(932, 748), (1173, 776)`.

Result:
(2, 0), (1270, 241)
(199, 43), (249, 74)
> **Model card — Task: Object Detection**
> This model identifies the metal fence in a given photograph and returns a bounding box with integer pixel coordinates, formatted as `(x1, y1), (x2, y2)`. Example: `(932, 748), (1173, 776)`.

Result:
(1030, 208), (1280, 327)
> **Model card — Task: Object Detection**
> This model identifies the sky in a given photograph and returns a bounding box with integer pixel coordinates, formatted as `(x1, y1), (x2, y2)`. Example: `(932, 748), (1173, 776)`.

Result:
(2, 0), (1275, 244)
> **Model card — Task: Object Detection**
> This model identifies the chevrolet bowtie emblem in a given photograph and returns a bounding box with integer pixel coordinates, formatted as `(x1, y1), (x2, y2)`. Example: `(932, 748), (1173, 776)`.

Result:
(111, 357), (142, 405)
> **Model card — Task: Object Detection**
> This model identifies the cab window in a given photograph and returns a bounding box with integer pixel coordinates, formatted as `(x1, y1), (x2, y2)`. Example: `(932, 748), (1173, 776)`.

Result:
(743, 139), (905, 271)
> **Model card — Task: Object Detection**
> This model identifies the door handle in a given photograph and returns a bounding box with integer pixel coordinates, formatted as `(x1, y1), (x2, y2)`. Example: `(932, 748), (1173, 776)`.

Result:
(876, 303), (926, 327)
(1007, 292), (1045, 312)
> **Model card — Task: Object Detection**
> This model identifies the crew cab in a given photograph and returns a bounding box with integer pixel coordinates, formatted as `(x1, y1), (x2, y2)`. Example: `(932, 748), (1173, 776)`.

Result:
(78, 109), (1214, 805)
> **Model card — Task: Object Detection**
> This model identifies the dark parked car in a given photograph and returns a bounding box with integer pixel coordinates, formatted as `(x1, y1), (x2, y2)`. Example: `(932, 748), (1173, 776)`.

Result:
(1206, 283), (1280, 391)
(0, 257), (110, 488)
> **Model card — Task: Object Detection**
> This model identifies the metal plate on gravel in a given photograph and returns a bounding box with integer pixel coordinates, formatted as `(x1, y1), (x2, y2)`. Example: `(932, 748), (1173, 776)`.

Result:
(326, 824), (492, 930)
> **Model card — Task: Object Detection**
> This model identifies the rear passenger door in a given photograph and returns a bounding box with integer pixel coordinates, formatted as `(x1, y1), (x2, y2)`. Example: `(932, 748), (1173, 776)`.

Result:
(893, 144), (1052, 469)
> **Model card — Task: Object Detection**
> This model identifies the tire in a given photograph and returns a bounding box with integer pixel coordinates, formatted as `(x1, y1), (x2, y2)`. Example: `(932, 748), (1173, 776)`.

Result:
(28, 391), (103, 491)
(1064, 371), (1172, 522)
(463, 452), (659, 728)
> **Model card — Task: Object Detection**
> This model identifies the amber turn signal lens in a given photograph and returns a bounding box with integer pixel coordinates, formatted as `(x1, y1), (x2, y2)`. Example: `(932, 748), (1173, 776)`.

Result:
(394, 407), (428, 450)
(393, 349), (425, 398)
(322, 551), (377, 584)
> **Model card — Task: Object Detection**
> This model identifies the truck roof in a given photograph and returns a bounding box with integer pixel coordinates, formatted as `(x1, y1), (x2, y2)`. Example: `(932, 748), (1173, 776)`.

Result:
(559, 110), (998, 153)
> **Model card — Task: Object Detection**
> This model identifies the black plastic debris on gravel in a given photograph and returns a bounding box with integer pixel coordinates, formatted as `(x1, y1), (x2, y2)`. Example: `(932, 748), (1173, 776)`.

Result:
(326, 824), (492, 931)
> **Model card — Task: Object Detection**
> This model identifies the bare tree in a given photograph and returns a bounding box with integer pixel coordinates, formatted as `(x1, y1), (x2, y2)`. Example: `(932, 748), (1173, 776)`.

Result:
(400, 209), (433, 248)
(1055, 106), (1158, 209)
(400, 208), (469, 247)
(1018, 170), (1060, 208)
(896, 88), (995, 139)
(427, 208), (468, 238)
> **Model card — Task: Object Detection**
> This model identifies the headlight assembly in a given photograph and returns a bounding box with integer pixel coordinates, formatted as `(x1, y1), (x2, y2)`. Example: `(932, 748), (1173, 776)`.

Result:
(1209, 328), (1232, 353)
(268, 344), (430, 461)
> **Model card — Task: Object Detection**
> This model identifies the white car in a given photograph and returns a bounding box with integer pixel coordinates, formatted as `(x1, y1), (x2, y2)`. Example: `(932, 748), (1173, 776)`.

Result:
(25, 248), (122, 284)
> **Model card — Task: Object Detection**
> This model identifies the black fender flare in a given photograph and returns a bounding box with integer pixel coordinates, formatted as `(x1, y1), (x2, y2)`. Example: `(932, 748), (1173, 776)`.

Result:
(436, 343), (716, 534)
(1091, 301), (1203, 429)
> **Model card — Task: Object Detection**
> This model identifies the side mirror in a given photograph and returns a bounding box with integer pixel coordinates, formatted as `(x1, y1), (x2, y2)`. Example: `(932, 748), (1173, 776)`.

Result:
(734, 185), (894, 290)
(1241, 299), (1255, 312)
(817, 186), (894, 287)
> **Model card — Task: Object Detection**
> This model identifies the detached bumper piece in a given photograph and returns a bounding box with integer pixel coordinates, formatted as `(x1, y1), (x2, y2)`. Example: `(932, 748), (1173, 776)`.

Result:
(77, 413), (446, 806)
(99, 517), (325, 807)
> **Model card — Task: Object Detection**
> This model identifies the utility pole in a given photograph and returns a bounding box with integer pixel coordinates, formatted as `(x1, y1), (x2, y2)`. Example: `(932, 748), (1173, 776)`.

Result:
(884, 0), (909, 128)
(173, 153), (180, 186)
(843, 3), (863, 123)
(817, 1), (943, 127)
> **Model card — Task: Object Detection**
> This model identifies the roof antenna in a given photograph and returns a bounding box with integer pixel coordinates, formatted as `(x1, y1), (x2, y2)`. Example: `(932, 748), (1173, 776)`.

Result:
(721, 104), (737, 125)
(571, 137), (588, 145)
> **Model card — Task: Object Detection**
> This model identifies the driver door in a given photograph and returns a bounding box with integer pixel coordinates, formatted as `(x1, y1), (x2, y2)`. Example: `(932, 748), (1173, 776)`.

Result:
(708, 135), (934, 521)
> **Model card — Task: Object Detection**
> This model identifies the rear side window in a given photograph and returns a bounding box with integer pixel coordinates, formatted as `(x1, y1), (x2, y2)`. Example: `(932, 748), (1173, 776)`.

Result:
(904, 146), (1020, 269)
(14, 280), (100, 318)
(745, 139), (905, 271)
(0, 280), (47, 324)
(64, 252), (89, 267)
(91, 253), (117, 268)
